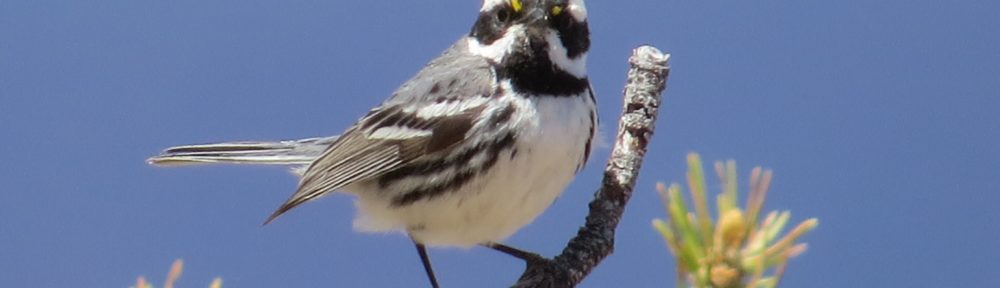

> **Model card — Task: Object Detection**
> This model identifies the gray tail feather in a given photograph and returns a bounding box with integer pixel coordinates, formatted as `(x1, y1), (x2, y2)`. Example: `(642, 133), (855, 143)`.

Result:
(147, 136), (338, 167)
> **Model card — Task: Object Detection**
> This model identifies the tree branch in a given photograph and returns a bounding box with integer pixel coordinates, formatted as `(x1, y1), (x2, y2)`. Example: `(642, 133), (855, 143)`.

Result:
(511, 46), (671, 287)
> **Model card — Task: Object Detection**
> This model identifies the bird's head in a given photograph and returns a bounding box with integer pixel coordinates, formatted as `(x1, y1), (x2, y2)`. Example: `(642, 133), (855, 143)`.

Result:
(468, 0), (590, 80)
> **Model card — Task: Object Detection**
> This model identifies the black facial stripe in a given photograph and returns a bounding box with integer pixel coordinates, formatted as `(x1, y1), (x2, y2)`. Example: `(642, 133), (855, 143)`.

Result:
(470, 6), (509, 45)
(387, 132), (517, 207)
(555, 20), (589, 59)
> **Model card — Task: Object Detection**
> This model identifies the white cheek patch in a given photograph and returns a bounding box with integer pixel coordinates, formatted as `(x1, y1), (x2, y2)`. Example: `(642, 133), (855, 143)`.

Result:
(467, 25), (525, 63)
(567, 0), (587, 22)
(545, 31), (588, 78)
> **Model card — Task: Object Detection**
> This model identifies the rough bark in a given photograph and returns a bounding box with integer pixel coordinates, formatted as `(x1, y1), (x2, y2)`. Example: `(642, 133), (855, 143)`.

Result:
(511, 45), (671, 288)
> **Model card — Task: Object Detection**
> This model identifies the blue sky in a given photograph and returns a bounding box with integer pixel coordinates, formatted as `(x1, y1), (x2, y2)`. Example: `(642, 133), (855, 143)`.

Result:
(2, 0), (998, 287)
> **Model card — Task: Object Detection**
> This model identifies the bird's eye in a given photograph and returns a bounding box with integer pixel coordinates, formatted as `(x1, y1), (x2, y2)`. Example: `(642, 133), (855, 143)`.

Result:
(496, 9), (510, 23)
(551, 5), (565, 16)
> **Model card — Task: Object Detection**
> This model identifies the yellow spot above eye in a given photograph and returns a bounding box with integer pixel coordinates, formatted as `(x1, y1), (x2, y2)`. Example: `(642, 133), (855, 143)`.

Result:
(551, 5), (564, 16)
(510, 0), (523, 12)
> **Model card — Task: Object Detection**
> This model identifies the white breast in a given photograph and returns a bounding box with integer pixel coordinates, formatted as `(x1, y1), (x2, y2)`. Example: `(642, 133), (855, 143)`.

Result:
(348, 88), (596, 247)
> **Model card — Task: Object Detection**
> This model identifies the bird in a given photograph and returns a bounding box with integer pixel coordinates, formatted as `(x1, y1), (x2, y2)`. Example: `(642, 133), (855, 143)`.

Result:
(147, 0), (594, 286)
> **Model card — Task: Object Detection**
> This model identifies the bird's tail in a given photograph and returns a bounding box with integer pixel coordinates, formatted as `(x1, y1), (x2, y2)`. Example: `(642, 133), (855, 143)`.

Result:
(147, 136), (337, 169)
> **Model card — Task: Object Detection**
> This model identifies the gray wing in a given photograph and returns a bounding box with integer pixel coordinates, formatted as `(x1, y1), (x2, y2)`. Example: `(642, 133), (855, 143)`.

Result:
(264, 39), (496, 224)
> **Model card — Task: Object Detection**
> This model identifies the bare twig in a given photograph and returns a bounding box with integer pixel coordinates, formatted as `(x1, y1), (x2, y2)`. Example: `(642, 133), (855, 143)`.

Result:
(511, 45), (671, 287)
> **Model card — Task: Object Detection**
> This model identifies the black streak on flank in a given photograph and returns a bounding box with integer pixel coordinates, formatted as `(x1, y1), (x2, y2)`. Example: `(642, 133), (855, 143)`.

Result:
(378, 132), (516, 187)
(392, 169), (476, 207)
(389, 133), (518, 207)
(580, 109), (594, 172)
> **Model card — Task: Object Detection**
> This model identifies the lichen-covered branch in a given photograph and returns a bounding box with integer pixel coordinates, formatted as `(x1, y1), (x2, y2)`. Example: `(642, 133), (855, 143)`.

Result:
(511, 45), (671, 287)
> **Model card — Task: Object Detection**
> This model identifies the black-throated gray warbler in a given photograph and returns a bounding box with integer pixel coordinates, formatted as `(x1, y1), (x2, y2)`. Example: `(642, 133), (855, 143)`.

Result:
(148, 0), (593, 286)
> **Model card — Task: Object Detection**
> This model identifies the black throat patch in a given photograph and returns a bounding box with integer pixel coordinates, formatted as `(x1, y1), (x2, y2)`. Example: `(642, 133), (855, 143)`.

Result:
(493, 39), (589, 97)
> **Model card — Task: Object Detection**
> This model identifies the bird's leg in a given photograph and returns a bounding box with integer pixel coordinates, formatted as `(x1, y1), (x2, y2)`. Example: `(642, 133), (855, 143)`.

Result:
(412, 240), (440, 288)
(483, 242), (547, 263)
